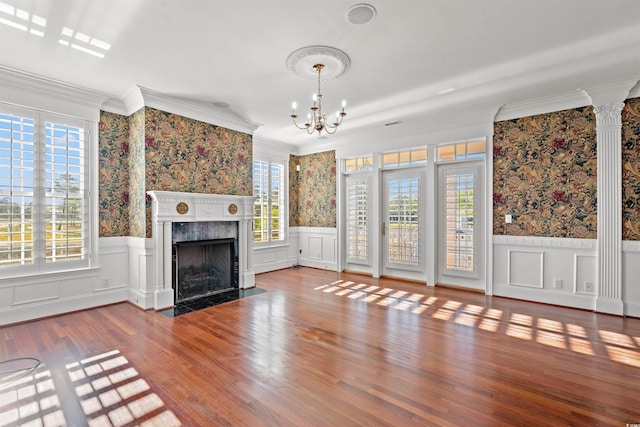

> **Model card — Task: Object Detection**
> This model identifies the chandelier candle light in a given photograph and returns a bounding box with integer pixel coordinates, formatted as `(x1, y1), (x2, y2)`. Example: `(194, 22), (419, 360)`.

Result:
(291, 63), (347, 135)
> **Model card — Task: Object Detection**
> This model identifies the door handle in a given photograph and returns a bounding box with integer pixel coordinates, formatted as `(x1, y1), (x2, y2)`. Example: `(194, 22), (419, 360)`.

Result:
(381, 222), (386, 236)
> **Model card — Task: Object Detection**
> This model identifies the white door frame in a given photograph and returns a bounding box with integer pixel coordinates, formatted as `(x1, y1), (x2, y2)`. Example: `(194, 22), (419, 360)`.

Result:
(436, 161), (485, 291)
(380, 168), (427, 282)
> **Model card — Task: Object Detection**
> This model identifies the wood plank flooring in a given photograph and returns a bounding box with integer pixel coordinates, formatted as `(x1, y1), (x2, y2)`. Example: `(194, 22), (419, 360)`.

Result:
(1, 267), (640, 426)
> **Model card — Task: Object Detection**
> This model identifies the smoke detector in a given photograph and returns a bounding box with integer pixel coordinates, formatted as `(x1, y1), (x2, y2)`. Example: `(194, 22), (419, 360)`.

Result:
(346, 4), (377, 25)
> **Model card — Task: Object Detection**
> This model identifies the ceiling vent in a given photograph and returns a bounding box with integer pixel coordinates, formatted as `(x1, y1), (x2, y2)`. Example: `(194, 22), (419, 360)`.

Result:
(346, 4), (377, 25)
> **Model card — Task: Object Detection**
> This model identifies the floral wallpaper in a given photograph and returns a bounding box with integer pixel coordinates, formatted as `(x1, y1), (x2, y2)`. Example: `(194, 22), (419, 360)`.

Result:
(129, 108), (147, 238)
(289, 151), (337, 227)
(98, 106), (253, 238)
(493, 106), (597, 238)
(623, 97), (640, 241)
(98, 112), (130, 237)
(143, 107), (252, 236)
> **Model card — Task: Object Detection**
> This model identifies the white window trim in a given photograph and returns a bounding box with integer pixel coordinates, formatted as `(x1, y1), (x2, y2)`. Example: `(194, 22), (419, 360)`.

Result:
(253, 156), (289, 247)
(0, 102), (97, 278)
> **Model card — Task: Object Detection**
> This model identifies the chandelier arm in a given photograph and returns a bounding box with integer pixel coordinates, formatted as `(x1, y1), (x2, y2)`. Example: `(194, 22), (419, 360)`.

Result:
(323, 111), (345, 130)
(323, 125), (338, 135)
(291, 115), (311, 130)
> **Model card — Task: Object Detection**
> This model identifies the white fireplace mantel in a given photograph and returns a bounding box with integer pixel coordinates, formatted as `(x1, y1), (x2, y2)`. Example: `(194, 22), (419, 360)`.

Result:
(147, 191), (256, 309)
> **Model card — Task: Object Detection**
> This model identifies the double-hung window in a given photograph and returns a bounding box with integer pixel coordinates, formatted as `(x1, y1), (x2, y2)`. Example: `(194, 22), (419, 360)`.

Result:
(0, 103), (91, 274)
(253, 159), (285, 244)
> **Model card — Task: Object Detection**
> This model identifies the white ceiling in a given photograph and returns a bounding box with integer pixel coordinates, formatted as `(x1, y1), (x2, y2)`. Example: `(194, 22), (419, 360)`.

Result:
(1, 0), (639, 150)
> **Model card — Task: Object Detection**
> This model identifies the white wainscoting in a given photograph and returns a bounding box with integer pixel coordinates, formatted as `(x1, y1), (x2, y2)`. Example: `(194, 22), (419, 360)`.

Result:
(126, 237), (156, 310)
(253, 240), (299, 274)
(252, 227), (338, 274)
(0, 237), (130, 326)
(493, 235), (597, 310)
(623, 241), (640, 317)
(294, 227), (338, 271)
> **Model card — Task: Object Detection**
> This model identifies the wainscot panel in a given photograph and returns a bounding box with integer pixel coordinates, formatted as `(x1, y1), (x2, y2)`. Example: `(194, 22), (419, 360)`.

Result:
(253, 245), (297, 274)
(493, 235), (597, 311)
(295, 227), (338, 271)
(0, 266), (125, 326)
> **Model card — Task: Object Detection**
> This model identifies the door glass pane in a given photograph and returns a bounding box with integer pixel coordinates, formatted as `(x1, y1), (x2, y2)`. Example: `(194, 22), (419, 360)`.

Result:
(387, 177), (420, 266)
(445, 171), (474, 272)
(347, 177), (368, 264)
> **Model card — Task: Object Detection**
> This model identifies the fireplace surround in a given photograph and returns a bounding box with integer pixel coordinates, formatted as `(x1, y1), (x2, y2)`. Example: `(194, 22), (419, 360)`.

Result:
(147, 191), (255, 309)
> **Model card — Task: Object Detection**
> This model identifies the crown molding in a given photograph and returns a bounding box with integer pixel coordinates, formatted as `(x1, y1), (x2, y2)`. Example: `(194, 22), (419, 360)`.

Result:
(252, 136), (296, 157)
(295, 138), (336, 156)
(494, 90), (592, 122)
(579, 78), (640, 106)
(102, 86), (262, 135)
(100, 97), (128, 115)
(0, 66), (110, 107)
(629, 81), (640, 98)
(0, 66), (110, 121)
(140, 86), (261, 134)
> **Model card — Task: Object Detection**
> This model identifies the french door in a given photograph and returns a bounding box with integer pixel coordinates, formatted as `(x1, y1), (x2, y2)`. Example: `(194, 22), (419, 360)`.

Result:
(437, 162), (484, 290)
(381, 169), (426, 281)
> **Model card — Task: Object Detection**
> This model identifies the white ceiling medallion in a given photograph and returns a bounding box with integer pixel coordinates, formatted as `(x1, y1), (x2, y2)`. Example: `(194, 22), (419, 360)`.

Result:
(286, 46), (351, 80)
(346, 3), (377, 25)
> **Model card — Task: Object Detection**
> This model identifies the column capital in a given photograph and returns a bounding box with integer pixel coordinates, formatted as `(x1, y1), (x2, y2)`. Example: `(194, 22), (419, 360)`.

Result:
(594, 102), (625, 130)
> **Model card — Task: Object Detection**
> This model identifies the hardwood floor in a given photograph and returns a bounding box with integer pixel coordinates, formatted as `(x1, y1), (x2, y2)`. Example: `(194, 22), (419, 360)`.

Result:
(1, 267), (640, 426)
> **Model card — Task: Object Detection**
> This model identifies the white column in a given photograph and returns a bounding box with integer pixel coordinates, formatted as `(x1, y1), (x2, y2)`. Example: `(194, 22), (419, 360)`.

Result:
(240, 218), (255, 288)
(594, 102), (625, 315)
(582, 80), (636, 315)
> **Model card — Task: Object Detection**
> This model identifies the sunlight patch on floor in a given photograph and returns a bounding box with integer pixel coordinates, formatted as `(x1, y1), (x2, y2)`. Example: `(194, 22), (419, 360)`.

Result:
(312, 279), (640, 367)
(0, 349), (181, 427)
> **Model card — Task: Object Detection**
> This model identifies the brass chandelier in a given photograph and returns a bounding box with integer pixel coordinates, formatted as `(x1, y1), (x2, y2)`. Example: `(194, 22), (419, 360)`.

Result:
(290, 63), (347, 135)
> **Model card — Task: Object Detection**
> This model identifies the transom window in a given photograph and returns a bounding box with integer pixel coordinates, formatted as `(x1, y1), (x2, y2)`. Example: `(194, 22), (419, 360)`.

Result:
(382, 148), (427, 168)
(436, 140), (485, 162)
(344, 156), (373, 173)
(0, 104), (90, 273)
